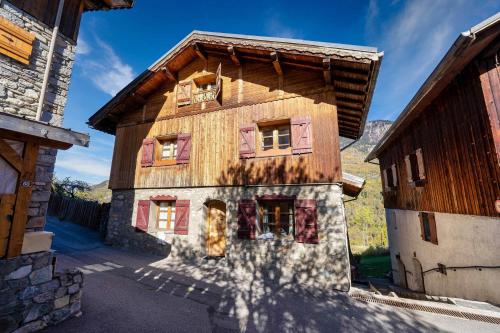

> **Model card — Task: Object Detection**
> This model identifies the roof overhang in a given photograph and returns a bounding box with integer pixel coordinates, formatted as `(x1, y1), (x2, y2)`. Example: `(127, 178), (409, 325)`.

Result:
(83, 0), (134, 11)
(342, 172), (366, 197)
(88, 31), (383, 139)
(0, 112), (89, 149)
(366, 12), (500, 162)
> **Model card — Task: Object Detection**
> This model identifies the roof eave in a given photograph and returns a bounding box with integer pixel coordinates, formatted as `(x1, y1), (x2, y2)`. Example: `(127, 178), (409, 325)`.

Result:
(365, 12), (500, 162)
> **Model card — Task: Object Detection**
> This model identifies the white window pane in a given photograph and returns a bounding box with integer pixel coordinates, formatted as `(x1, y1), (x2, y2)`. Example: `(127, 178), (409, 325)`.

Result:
(159, 212), (168, 219)
(159, 221), (168, 229)
(171, 212), (175, 220)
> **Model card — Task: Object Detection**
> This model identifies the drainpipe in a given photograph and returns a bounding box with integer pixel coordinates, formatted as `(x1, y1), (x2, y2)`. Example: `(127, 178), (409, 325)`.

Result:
(35, 0), (65, 121)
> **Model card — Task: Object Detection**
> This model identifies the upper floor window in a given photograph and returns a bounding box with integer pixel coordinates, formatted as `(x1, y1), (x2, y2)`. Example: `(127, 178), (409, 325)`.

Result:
(405, 148), (425, 186)
(259, 123), (291, 155)
(383, 164), (398, 191)
(160, 139), (177, 161)
(239, 116), (312, 159)
(157, 201), (176, 232)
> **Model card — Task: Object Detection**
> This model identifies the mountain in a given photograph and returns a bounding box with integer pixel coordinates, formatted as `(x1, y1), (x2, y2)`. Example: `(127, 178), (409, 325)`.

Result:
(341, 120), (393, 253)
(87, 180), (111, 203)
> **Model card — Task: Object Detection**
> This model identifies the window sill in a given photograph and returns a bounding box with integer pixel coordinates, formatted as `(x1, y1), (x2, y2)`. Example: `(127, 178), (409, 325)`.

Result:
(255, 148), (292, 158)
(154, 160), (178, 167)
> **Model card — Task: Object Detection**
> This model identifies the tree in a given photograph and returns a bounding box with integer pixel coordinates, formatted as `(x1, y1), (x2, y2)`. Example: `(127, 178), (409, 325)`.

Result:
(51, 177), (91, 198)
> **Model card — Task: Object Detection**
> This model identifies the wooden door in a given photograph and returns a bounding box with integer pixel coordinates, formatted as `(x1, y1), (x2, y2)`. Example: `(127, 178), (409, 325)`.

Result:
(206, 201), (226, 257)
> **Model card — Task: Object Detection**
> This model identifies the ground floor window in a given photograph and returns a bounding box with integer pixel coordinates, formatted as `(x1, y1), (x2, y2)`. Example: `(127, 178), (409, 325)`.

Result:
(258, 201), (294, 239)
(157, 201), (175, 232)
(419, 212), (437, 245)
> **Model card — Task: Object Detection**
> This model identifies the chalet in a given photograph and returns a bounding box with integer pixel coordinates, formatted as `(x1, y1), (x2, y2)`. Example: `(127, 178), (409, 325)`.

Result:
(366, 13), (500, 304)
(89, 31), (382, 290)
(0, 1), (133, 331)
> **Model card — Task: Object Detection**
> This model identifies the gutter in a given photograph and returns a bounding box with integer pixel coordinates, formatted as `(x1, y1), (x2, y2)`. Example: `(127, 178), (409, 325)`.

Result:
(35, 0), (65, 121)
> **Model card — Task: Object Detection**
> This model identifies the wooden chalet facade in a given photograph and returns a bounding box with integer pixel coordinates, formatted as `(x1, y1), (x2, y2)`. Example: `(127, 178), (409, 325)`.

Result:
(366, 13), (500, 303)
(90, 31), (382, 290)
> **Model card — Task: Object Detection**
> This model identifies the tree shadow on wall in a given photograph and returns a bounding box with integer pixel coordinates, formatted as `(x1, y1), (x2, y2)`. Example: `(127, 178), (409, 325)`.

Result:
(158, 157), (442, 332)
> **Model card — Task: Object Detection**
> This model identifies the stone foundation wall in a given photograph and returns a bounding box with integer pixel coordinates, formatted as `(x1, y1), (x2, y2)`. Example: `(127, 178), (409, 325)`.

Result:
(0, 2), (77, 232)
(0, 252), (83, 333)
(108, 184), (351, 291)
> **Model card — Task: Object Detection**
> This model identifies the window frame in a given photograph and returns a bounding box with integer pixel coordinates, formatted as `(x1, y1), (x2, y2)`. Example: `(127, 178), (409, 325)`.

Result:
(257, 120), (292, 157)
(406, 148), (425, 186)
(419, 212), (438, 245)
(155, 135), (178, 166)
(156, 201), (176, 232)
(257, 200), (295, 240)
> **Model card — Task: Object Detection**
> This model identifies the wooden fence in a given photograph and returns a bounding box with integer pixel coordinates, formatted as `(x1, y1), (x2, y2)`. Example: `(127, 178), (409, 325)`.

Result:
(48, 194), (110, 235)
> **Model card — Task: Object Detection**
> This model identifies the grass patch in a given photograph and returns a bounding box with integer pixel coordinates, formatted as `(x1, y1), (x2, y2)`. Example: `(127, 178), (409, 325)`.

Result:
(358, 255), (391, 278)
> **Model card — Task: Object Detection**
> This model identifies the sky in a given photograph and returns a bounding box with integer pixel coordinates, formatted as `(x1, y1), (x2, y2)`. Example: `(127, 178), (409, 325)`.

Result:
(54, 0), (500, 185)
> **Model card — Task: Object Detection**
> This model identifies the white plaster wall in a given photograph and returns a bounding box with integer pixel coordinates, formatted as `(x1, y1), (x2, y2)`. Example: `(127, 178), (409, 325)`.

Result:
(386, 209), (500, 304)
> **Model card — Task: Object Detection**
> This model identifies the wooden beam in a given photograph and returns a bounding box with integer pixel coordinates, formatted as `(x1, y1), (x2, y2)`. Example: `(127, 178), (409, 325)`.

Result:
(0, 138), (23, 171)
(337, 99), (364, 109)
(270, 51), (283, 76)
(161, 66), (177, 82)
(227, 46), (240, 66)
(132, 93), (146, 105)
(0, 113), (88, 148)
(323, 58), (332, 85)
(6, 142), (39, 258)
(194, 43), (207, 62)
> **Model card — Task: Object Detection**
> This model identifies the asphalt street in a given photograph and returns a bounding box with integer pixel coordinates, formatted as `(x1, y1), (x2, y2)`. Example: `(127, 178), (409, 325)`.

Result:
(42, 217), (500, 333)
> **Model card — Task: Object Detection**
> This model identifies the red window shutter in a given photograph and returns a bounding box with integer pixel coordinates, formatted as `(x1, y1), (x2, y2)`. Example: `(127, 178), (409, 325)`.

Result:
(237, 200), (256, 239)
(215, 62), (222, 100)
(291, 116), (313, 154)
(141, 138), (154, 167)
(136, 200), (150, 232)
(176, 133), (192, 164)
(295, 199), (318, 244)
(418, 212), (424, 240)
(174, 200), (190, 235)
(428, 213), (438, 245)
(239, 124), (256, 158)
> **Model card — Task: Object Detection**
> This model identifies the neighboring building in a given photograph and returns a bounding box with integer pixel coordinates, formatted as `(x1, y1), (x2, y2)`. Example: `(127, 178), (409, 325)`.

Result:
(366, 13), (500, 304)
(89, 31), (382, 290)
(0, 1), (132, 331)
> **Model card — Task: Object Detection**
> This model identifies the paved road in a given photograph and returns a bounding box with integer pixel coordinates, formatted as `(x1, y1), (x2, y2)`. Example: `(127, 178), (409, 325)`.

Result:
(43, 217), (500, 333)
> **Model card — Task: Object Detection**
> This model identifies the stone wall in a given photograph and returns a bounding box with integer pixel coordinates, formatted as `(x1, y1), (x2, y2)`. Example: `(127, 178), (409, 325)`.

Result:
(0, 251), (83, 333)
(0, 1), (77, 232)
(108, 184), (351, 291)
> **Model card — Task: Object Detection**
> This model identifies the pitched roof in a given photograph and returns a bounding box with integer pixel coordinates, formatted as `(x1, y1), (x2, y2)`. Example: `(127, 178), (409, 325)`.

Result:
(366, 12), (500, 161)
(88, 31), (383, 139)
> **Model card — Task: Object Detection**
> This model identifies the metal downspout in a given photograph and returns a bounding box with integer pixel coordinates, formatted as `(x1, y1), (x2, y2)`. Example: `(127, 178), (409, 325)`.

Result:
(35, 0), (65, 121)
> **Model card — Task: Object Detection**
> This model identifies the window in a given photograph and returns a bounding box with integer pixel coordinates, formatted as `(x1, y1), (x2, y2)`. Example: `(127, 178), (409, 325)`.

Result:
(405, 148), (425, 185)
(383, 164), (398, 191)
(258, 123), (291, 155)
(419, 212), (437, 245)
(161, 140), (177, 160)
(154, 137), (178, 166)
(157, 201), (176, 232)
(258, 201), (294, 239)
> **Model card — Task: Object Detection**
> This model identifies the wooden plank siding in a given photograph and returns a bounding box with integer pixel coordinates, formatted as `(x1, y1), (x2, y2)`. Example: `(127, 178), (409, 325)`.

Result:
(110, 56), (342, 189)
(378, 61), (500, 217)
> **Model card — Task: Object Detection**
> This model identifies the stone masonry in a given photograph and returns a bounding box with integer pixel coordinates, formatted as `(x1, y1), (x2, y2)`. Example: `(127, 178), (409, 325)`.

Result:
(107, 184), (351, 291)
(0, 251), (83, 333)
(0, 2), (77, 232)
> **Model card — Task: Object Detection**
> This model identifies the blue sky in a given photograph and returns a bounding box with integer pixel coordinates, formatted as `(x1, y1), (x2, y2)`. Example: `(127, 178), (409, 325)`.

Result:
(55, 0), (500, 185)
